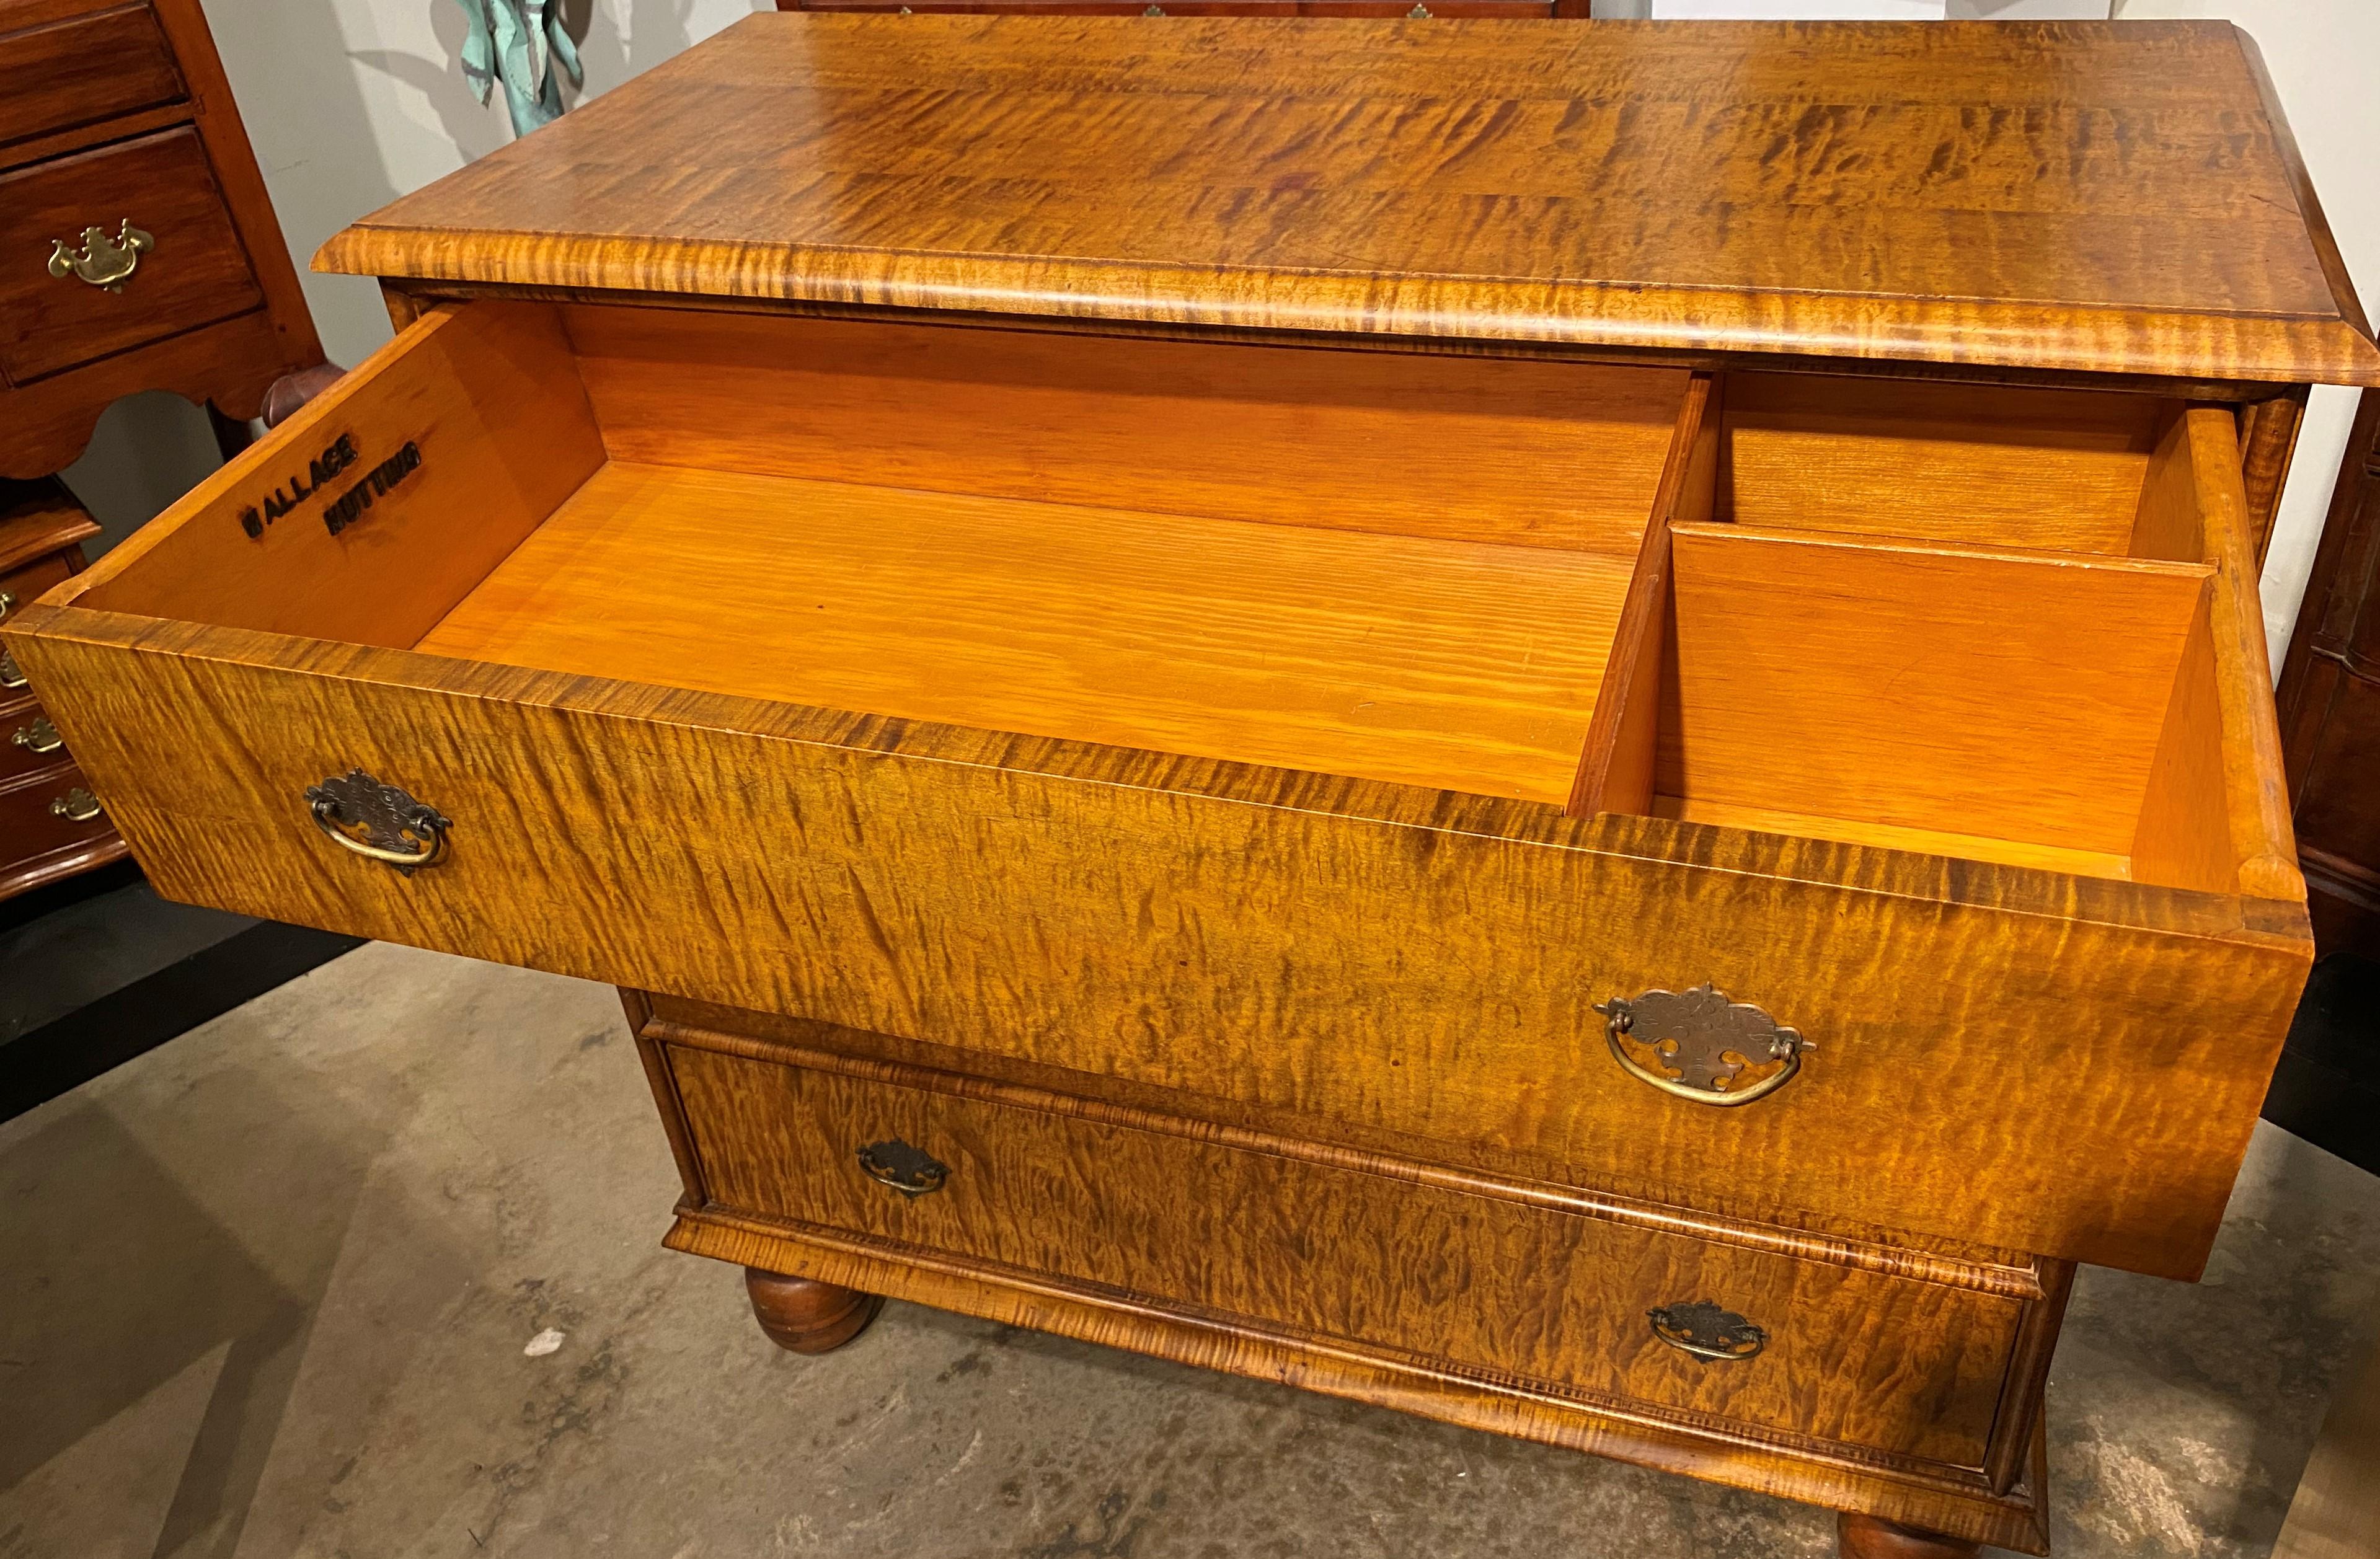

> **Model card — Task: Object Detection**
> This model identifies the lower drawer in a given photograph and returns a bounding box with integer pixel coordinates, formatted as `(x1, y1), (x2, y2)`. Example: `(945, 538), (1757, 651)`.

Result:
(663, 1033), (2027, 1468)
(0, 758), (110, 854)
(0, 126), (264, 382)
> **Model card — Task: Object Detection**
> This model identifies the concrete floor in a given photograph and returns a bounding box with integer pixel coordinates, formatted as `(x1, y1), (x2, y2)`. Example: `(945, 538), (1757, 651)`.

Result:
(4, 943), (2377, 1559)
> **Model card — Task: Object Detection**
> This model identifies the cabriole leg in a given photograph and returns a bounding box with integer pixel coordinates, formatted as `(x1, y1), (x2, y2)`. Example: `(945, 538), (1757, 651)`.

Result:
(743, 1267), (883, 1354)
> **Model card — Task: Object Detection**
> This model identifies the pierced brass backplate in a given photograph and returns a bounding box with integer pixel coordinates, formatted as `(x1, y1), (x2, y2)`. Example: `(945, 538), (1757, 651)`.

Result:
(1594, 983), (1810, 1106)
(46, 219), (154, 292)
(305, 769), (451, 875)
(1648, 1300), (1766, 1362)
(857, 1139), (949, 1198)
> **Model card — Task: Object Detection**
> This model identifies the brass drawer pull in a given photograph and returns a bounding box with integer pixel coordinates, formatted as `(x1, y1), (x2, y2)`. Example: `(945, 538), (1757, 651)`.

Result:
(47, 219), (154, 293)
(1143, 5), (1164, 14)
(1409, 3), (1431, 14)
(0, 649), (25, 689)
(1648, 1301), (1766, 1362)
(12, 715), (63, 755)
(857, 1139), (948, 1197)
(50, 786), (103, 824)
(1595, 983), (1810, 1106)
(0, 590), (15, 624)
(306, 769), (451, 875)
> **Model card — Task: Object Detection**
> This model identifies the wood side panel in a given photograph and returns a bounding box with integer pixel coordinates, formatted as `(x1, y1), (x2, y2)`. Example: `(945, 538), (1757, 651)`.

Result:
(149, 0), (325, 379)
(1983, 1259), (2072, 1498)
(1660, 526), (2211, 859)
(2241, 389), (2309, 564)
(660, 1212), (2050, 1552)
(668, 1040), (2020, 1466)
(2130, 607), (2236, 894)
(560, 303), (1687, 553)
(1723, 375), (2165, 553)
(2, 610), (2308, 1278)
(1570, 373), (1712, 816)
(412, 462), (1633, 805)
(64, 303), (604, 646)
(2182, 404), (2305, 902)
(313, 15), (2380, 386)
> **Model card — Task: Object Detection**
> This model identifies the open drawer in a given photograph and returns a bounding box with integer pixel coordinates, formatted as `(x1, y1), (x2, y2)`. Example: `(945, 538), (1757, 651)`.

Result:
(1, 299), (2309, 1279)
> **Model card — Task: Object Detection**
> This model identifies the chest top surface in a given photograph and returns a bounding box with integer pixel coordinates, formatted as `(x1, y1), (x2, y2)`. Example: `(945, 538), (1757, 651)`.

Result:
(324, 15), (2378, 385)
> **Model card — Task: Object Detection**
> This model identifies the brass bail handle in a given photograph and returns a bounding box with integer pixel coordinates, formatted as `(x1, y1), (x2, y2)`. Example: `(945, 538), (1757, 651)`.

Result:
(47, 219), (155, 293)
(305, 769), (451, 875)
(1648, 1301), (1767, 1362)
(1595, 983), (1810, 1106)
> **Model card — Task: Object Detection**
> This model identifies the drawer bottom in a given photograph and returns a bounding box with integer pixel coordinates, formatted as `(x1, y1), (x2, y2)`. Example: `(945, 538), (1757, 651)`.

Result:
(633, 1001), (2063, 1553)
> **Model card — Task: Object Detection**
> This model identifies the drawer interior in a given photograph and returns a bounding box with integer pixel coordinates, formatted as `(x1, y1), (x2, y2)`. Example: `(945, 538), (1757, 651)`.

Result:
(1579, 373), (2285, 894)
(75, 298), (1686, 805)
(63, 301), (2286, 893)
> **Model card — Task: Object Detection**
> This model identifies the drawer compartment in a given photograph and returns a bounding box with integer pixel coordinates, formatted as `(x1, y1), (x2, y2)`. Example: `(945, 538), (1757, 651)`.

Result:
(0, 2), (183, 151)
(1580, 375), (2296, 893)
(4, 299), (2308, 1278)
(0, 126), (264, 382)
(663, 1034), (2026, 1468)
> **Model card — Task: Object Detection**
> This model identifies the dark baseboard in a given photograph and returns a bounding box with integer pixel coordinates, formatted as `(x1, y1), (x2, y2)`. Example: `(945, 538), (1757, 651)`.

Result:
(0, 921), (365, 1123)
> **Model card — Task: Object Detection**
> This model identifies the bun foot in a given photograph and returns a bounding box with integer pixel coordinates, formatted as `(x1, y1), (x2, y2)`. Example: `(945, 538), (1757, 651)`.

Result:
(744, 1267), (884, 1354)
(1837, 1513), (1981, 1559)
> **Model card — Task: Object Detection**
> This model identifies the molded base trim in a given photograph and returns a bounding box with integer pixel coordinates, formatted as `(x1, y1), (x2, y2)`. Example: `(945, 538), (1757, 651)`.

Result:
(663, 1205), (2051, 1554)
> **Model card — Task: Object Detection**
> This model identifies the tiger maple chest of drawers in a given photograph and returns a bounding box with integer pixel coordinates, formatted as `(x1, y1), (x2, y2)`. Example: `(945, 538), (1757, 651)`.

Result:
(9, 17), (2376, 1557)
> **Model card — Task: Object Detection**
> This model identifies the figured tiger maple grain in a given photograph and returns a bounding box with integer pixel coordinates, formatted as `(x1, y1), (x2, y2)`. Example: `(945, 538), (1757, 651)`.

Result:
(6, 19), (2369, 1557)
(315, 15), (2380, 384)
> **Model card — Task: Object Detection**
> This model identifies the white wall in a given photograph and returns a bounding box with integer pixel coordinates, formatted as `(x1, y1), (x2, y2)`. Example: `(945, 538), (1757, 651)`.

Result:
(64, 0), (2380, 670)
(2111, 0), (2380, 658)
(63, 0), (767, 549)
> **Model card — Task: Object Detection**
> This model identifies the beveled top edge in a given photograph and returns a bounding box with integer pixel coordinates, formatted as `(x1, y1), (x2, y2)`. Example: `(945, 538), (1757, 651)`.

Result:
(316, 14), (2380, 386)
(316, 226), (2380, 387)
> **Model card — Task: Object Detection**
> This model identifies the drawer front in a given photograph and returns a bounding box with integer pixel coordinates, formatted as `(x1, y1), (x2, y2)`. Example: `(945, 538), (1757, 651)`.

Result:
(0, 126), (263, 382)
(0, 759), (110, 856)
(0, 2), (183, 151)
(16, 619), (2304, 1279)
(0, 693), (68, 783)
(667, 1038), (2022, 1466)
